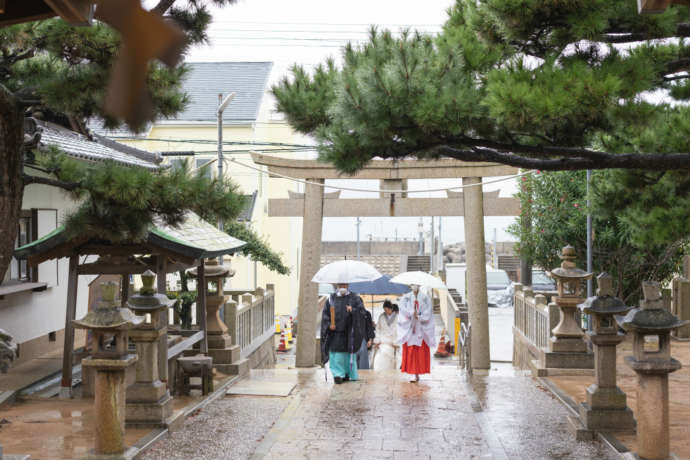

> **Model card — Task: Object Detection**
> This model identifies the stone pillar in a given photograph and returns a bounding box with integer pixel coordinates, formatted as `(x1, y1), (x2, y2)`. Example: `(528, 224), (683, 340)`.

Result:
(462, 176), (490, 370)
(621, 282), (686, 460)
(296, 178), (324, 368)
(671, 277), (690, 338)
(224, 299), (239, 346)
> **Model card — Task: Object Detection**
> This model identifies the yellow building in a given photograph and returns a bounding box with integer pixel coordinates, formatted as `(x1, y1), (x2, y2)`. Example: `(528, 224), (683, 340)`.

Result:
(91, 62), (307, 315)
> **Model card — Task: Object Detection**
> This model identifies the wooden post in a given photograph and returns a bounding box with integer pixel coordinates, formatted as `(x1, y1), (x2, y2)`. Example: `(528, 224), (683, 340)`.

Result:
(156, 256), (168, 383)
(60, 254), (78, 398)
(198, 260), (208, 354)
(121, 274), (129, 307)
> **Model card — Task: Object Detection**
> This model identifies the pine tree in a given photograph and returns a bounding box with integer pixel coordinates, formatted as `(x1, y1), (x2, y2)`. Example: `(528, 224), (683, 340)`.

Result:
(0, 1), (287, 279)
(272, 0), (690, 248)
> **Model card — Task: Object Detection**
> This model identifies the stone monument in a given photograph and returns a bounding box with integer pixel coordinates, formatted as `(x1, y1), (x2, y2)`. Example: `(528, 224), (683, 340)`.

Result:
(74, 281), (142, 459)
(125, 270), (174, 427)
(544, 245), (593, 369)
(572, 273), (635, 437)
(619, 281), (687, 460)
(188, 259), (239, 373)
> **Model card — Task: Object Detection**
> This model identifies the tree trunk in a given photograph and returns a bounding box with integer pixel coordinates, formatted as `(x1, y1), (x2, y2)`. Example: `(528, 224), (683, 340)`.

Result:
(0, 84), (25, 282)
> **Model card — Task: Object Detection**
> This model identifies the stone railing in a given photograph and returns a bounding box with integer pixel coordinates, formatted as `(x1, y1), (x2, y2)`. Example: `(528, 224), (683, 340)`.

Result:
(439, 290), (468, 344)
(224, 284), (275, 357)
(513, 283), (557, 350)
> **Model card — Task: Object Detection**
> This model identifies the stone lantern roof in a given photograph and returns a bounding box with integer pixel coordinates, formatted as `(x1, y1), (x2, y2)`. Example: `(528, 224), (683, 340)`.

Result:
(549, 245), (592, 281)
(618, 281), (688, 333)
(578, 273), (632, 316)
(127, 270), (175, 313)
(74, 281), (143, 330)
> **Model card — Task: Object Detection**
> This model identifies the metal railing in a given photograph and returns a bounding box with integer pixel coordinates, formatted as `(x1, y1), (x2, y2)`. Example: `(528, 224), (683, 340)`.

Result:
(459, 322), (471, 374)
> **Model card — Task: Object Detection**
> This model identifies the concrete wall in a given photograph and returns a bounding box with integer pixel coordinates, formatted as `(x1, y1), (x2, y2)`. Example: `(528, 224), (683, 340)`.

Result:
(1, 183), (95, 359)
(245, 334), (277, 370)
(322, 241), (419, 256)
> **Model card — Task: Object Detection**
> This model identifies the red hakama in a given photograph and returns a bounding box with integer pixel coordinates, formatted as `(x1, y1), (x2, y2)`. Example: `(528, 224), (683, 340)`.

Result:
(400, 341), (430, 375)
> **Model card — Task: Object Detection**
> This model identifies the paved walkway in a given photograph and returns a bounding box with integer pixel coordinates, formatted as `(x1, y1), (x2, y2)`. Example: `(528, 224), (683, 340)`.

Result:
(145, 363), (617, 460)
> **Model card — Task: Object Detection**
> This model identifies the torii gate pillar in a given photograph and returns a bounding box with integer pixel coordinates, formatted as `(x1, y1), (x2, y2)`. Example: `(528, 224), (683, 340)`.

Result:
(463, 177), (490, 369)
(295, 179), (324, 367)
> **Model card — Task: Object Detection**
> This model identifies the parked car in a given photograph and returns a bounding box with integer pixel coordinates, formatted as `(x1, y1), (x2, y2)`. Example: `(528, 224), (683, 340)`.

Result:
(531, 270), (556, 291)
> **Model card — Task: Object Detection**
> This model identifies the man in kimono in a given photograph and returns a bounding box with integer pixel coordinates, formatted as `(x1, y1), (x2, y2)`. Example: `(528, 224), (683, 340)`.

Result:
(398, 284), (435, 382)
(320, 283), (366, 384)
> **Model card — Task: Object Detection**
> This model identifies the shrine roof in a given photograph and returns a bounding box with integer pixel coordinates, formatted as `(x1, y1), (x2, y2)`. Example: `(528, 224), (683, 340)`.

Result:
(14, 212), (245, 265)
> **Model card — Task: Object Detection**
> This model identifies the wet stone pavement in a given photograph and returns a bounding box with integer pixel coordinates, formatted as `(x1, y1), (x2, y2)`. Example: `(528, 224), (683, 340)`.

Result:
(144, 362), (617, 459)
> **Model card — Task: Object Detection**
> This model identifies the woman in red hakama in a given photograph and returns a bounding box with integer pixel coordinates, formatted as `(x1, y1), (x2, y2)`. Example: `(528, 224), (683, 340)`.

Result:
(397, 284), (435, 382)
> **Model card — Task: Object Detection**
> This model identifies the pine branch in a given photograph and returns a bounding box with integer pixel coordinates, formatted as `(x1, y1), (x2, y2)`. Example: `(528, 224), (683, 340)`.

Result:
(23, 174), (78, 190)
(152, 0), (176, 15)
(429, 145), (690, 171)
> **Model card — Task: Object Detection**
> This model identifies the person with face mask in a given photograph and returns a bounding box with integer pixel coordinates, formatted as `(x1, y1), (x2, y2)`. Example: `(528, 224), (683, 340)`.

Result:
(372, 299), (399, 371)
(397, 284), (436, 382)
(320, 283), (366, 383)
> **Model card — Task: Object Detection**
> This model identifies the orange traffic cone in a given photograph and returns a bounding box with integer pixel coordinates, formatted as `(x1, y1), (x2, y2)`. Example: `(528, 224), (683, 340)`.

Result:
(276, 330), (288, 353)
(434, 329), (450, 358)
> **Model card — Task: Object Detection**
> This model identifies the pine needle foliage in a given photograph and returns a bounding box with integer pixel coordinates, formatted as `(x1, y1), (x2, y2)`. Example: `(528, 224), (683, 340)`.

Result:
(272, 0), (690, 248)
(224, 221), (290, 275)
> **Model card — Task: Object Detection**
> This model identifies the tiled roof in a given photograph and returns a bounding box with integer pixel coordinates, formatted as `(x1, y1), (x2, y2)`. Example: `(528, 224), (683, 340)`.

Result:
(37, 121), (159, 169)
(154, 212), (246, 258)
(173, 62), (273, 122)
(86, 118), (152, 138)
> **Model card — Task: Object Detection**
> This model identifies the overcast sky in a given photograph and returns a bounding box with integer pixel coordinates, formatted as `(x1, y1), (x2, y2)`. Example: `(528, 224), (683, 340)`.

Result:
(184, 0), (520, 244)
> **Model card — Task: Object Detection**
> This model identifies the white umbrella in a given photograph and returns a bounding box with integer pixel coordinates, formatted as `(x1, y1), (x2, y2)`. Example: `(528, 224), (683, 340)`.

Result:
(390, 271), (447, 290)
(311, 260), (382, 284)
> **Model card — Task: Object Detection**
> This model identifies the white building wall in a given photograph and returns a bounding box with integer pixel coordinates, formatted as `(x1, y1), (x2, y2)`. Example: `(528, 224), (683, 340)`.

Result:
(0, 184), (95, 344)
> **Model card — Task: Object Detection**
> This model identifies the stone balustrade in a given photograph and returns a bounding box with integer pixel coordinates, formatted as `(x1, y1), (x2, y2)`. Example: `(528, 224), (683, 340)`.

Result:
(513, 284), (555, 350)
(224, 284), (275, 358)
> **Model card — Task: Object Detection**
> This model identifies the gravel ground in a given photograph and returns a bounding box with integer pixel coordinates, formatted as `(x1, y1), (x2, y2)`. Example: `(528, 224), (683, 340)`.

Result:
(142, 395), (290, 460)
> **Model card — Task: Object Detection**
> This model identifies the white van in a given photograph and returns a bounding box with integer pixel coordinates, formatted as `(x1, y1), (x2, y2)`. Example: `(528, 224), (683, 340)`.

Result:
(446, 262), (511, 303)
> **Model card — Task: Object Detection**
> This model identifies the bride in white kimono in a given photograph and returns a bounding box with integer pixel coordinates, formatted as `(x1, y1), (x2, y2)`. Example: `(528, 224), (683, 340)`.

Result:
(372, 300), (399, 371)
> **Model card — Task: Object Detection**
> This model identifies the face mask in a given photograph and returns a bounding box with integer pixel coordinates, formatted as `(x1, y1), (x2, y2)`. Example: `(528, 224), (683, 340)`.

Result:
(337, 287), (347, 296)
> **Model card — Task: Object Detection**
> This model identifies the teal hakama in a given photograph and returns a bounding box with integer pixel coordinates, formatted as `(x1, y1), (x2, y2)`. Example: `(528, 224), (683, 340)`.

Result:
(329, 351), (359, 380)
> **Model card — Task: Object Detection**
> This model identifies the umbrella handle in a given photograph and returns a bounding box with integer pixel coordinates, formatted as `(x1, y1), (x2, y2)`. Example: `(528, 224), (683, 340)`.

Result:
(330, 306), (336, 329)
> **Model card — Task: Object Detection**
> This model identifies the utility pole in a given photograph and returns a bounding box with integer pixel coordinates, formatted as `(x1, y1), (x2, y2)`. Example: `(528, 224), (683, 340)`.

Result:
(356, 217), (361, 260)
(430, 216), (435, 273)
(438, 217), (443, 272)
(217, 92), (236, 229)
(418, 218), (424, 255)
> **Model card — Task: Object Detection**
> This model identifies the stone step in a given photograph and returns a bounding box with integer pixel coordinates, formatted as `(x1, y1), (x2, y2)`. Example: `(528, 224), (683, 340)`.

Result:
(215, 358), (249, 377)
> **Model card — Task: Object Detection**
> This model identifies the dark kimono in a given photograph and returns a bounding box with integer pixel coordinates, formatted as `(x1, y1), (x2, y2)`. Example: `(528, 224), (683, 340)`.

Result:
(320, 291), (366, 379)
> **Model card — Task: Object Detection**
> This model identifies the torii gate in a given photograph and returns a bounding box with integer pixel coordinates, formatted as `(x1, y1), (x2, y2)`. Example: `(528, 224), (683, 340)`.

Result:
(251, 153), (520, 370)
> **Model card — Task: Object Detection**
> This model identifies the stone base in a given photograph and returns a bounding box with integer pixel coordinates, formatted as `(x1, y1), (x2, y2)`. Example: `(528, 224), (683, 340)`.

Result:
(578, 402), (636, 433)
(539, 349), (594, 369)
(125, 393), (173, 426)
(126, 380), (166, 402)
(586, 384), (628, 410)
(81, 447), (137, 460)
(207, 333), (232, 350)
(528, 359), (594, 377)
(549, 336), (587, 353)
(207, 345), (240, 365)
(215, 358), (249, 376)
(567, 415), (596, 441)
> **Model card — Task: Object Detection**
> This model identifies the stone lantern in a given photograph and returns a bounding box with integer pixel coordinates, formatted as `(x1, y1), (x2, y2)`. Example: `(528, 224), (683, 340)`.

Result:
(74, 281), (142, 459)
(125, 270), (174, 426)
(548, 245), (593, 353)
(575, 273), (635, 434)
(189, 259), (238, 373)
(619, 281), (687, 460)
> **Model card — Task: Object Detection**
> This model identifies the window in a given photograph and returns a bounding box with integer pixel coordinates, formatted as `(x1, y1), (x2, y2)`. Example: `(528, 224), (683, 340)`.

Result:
(11, 210), (36, 282)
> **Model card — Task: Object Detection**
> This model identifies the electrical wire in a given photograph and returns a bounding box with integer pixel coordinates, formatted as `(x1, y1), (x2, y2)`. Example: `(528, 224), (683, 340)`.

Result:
(225, 156), (534, 193)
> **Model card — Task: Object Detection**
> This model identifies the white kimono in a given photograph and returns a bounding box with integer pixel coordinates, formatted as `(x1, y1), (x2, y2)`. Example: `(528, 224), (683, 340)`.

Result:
(372, 312), (399, 371)
(397, 291), (436, 348)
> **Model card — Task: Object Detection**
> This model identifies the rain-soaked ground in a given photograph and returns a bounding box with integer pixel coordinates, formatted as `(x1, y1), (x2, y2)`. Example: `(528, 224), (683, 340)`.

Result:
(142, 312), (616, 460)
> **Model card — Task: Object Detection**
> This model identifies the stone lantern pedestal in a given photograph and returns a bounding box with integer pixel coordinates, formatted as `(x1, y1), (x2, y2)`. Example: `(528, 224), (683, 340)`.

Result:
(619, 282), (687, 460)
(73, 282), (142, 459)
(189, 259), (239, 373)
(125, 271), (174, 427)
(544, 245), (594, 369)
(570, 273), (635, 438)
